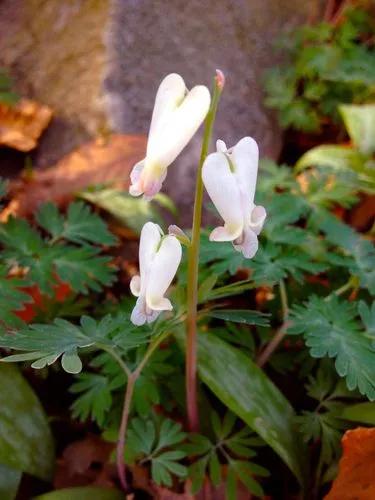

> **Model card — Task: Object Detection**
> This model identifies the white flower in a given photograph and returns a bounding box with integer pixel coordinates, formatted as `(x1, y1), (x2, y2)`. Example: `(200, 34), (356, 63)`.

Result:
(130, 222), (182, 326)
(202, 137), (266, 259)
(129, 73), (211, 199)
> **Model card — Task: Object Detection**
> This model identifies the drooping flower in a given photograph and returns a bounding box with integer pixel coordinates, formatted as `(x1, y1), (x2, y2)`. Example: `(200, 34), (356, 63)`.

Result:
(202, 137), (266, 259)
(129, 73), (211, 199)
(130, 222), (182, 326)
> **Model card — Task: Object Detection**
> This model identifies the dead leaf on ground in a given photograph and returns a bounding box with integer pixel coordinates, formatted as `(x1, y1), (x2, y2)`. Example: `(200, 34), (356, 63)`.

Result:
(325, 427), (375, 500)
(54, 434), (116, 489)
(0, 98), (52, 151)
(2, 134), (146, 218)
(349, 195), (375, 232)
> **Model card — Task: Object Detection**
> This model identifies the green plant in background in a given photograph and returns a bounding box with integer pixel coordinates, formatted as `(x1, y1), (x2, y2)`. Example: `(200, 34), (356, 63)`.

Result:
(264, 5), (375, 132)
(0, 68), (19, 106)
(296, 104), (375, 193)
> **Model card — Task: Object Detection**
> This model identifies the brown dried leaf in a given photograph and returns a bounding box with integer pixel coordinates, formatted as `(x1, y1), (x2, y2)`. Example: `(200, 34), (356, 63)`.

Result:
(54, 434), (116, 489)
(325, 427), (375, 500)
(4, 134), (146, 218)
(349, 195), (375, 232)
(0, 98), (52, 151)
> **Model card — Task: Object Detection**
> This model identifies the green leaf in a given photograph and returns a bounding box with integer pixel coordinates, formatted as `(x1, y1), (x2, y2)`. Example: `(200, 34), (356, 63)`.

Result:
(0, 217), (117, 295)
(189, 456), (209, 494)
(339, 104), (375, 155)
(0, 364), (54, 480)
(341, 402), (375, 425)
(70, 374), (111, 423)
(0, 266), (31, 328)
(0, 69), (19, 105)
(290, 296), (375, 400)
(231, 460), (264, 497)
(33, 487), (124, 500)
(0, 314), (146, 374)
(36, 202), (117, 246)
(81, 189), (175, 234)
(156, 417), (187, 451)
(0, 178), (9, 200)
(296, 145), (364, 173)
(0, 464), (21, 500)
(198, 274), (218, 303)
(311, 208), (375, 294)
(209, 453), (221, 487)
(124, 414), (187, 486)
(176, 331), (308, 486)
(207, 309), (270, 327)
(359, 301), (375, 337)
(226, 467), (237, 500)
(54, 246), (116, 294)
(61, 349), (82, 374)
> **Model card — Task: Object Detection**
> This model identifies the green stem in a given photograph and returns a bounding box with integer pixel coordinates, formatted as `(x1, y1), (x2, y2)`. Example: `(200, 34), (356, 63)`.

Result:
(257, 279), (289, 368)
(329, 276), (358, 299)
(103, 330), (173, 491)
(98, 344), (131, 378)
(116, 372), (135, 491)
(279, 278), (289, 319)
(185, 72), (223, 432)
(134, 329), (172, 377)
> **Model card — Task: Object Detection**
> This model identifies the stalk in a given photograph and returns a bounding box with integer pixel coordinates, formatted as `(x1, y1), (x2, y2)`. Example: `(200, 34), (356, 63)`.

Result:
(257, 279), (289, 367)
(103, 330), (172, 490)
(185, 70), (224, 431)
(116, 373), (135, 491)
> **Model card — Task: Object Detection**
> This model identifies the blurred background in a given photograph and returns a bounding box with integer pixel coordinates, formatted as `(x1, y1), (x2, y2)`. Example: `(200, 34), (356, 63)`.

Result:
(2, 0), (365, 221)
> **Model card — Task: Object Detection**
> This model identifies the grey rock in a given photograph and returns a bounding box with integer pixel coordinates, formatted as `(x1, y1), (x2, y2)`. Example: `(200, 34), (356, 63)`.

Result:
(105, 0), (314, 223)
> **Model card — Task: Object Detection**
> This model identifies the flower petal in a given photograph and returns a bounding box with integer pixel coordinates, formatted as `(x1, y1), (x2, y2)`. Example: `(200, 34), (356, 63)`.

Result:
(233, 227), (259, 259)
(130, 296), (161, 325)
(147, 85), (211, 168)
(148, 73), (186, 142)
(249, 205), (267, 235)
(216, 139), (227, 153)
(202, 151), (243, 241)
(129, 159), (146, 197)
(131, 296), (147, 326)
(139, 222), (163, 293)
(231, 136), (259, 205)
(146, 235), (182, 311)
(130, 275), (141, 297)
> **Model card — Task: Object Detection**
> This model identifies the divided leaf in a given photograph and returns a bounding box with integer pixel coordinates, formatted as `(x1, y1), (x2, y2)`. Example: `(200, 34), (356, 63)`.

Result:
(290, 296), (375, 400)
(36, 202), (117, 246)
(0, 314), (149, 374)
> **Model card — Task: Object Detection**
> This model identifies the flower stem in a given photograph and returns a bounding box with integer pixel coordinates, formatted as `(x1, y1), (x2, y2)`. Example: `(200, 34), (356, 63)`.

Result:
(116, 372), (135, 491)
(185, 71), (224, 432)
(103, 330), (173, 491)
(257, 279), (289, 368)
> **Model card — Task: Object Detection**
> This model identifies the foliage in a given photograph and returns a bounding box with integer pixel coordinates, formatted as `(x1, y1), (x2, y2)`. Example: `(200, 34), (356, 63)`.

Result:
(0, 364), (54, 482)
(0, 192), (117, 328)
(185, 412), (268, 498)
(264, 6), (375, 132)
(0, 314), (150, 374)
(289, 296), (375, 400)
(0, 68), (19, 106)
(295, 361), (356, 484)
(296, 104), (375, 193)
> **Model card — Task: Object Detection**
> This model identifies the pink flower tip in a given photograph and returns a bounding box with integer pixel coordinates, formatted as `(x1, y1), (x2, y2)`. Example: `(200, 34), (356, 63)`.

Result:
(215, 69), (225, 90)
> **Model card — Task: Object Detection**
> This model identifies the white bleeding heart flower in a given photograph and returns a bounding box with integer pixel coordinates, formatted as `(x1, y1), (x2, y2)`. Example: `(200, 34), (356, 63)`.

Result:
(129, 73), (211, 199)
(130, 222), (182, 326)
(202, 137), (266, 259)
